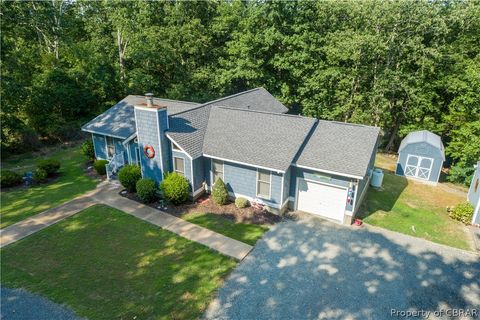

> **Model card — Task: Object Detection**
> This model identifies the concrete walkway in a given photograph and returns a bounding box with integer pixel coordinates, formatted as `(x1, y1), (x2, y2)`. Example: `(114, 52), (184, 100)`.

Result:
(0, 182), (252, 260)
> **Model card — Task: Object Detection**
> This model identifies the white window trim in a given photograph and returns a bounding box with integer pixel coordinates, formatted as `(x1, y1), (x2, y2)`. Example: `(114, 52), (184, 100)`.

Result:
(256, 168), (272, 200)
(211, 159), (224, 185)
(173, 156), (186, 176)
(105, 136), (116, 159)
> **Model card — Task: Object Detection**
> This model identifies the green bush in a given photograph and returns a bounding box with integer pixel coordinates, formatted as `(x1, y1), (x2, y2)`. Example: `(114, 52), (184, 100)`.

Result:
(235, 197), (249, 208)
(136, 178), (157, 203)
(33, 168), (48, 183)
(447, 164), (475, 186)
(1, 170), (23, 188)
(93, 159), (109, 175)
(37, 158), (61, 176)
(81, 139), (95, 160)
(118, 164), (142, 192)
(160, 172), (190, 205)
(449, 202), (474, 224)
(212, 178), (229, 205)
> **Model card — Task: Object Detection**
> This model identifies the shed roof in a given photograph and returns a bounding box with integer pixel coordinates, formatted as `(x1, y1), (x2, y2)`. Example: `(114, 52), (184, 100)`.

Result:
(295, 121), (380, 178)
(399, 130), (445, 160)
(81, 95), (200, 139)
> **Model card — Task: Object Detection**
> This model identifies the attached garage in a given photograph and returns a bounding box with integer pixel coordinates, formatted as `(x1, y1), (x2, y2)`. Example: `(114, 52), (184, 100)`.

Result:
(295, 178), (348, 223)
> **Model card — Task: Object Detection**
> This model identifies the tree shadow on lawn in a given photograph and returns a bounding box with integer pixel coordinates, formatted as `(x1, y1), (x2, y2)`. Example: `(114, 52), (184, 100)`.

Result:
(358, 172), (408, 219)
(206, 217), (480, 320)
(1, 205), (236, 320)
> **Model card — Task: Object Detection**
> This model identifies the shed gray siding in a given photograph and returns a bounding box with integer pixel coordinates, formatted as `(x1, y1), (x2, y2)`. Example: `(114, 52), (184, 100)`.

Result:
(468, 164), (480, 224)
(396, 142), (443, 183)
(92, 134), (107, 160)
(289, 166), (354, 212)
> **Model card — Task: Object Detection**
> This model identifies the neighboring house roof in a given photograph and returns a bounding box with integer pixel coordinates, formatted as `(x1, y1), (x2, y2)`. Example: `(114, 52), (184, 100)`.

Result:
(202, 107), (315, 172)
(398, 130), (445, 160)
(295, 121), (380, 178)
(81, 95), (200, 139)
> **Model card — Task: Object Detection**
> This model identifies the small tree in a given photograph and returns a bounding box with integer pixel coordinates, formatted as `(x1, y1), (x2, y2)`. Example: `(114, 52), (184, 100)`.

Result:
(212, 178), (229, 205)
(81, 139), (95, 161)
(118, 164), (142, 192)
(160, 172), (189, 205)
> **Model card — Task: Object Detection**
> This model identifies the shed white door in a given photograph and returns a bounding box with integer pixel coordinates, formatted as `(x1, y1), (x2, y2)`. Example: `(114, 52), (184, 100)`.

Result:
(296, 179), (347, 222)
(405, 155), (434, 180)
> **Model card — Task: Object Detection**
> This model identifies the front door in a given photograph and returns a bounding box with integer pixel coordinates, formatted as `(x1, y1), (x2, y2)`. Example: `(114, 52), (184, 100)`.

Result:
(404, 155), (434, 180)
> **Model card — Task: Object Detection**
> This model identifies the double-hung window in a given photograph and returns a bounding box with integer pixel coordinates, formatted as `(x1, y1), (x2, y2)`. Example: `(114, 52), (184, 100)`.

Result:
(173, 157), (185, 176)
(256, 169), (271, 199)
(212, 159), (224, 183)
(106, 136), (115, 158)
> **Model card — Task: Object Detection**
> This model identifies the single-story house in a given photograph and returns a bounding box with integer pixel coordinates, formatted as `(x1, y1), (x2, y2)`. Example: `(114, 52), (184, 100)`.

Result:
(468, 161), (480, 225)
(82, 88), (379, 224)
(396, 130), (445, 184)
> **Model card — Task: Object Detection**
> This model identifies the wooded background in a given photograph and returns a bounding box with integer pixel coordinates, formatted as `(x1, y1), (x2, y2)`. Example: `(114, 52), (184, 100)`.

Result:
(1, 0), (479, 183)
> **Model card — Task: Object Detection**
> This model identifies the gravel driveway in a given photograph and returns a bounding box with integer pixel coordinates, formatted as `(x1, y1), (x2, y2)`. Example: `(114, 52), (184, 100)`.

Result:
(206, 216), (480, 320)
(1, 287), (82, 320)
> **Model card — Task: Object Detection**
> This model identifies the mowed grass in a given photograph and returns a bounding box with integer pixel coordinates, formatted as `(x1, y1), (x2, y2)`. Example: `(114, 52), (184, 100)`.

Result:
(1, 145), (98, 228)
(1, 205), (237, 320)
(182, 212), (269, 246)
(360, 153), (471, 250)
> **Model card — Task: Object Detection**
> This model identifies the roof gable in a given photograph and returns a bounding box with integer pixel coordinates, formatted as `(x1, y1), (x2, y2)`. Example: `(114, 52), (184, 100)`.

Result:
(295, 121), (380, 178)
(399, 130), (445, 160)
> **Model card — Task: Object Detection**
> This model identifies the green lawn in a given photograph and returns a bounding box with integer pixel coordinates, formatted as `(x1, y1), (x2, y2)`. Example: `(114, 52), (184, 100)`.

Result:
(1, 145), (98, 228)
(1, 205), (236, 319)
(360, 154), (471, 250)
(182, 212), (269, 246)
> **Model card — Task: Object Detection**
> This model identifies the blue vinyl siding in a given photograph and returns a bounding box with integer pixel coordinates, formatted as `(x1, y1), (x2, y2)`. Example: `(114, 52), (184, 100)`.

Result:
(114, 139), (127, 163)
(192, 157), (205, 191)
(172, 150), (192, 191)
(283, 167), (291, 205)
(204, 157), (212, 186)
(396, 142), (443, 183)
(127, 141), (139, 164)
(290, 166), (354, 211)
(135, 108), (166, 184)
(92, 134), (107, 160)
(220, 161), (283, 208)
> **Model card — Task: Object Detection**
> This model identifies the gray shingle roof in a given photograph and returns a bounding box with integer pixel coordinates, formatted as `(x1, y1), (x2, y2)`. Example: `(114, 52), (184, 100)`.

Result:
(202, 107), (315, 172)
(81, 95), (200, 139)
(204, 87), (288, 113)
(166, 105), (212, 159)
(399, 130), (445, 160)
(295, 120), (380, 178)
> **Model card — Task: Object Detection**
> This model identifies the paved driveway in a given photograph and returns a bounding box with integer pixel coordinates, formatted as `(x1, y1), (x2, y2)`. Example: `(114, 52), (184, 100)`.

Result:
(206, 216), (480, 320)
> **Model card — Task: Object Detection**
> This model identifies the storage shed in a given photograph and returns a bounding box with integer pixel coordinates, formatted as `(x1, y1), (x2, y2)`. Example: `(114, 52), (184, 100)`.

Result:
(396, 130), (445, 184)
(468, 161), (480, 225)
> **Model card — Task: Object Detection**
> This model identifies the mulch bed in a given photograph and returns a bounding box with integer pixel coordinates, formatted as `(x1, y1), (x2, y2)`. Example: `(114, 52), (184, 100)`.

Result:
(120, 191), (282, 226)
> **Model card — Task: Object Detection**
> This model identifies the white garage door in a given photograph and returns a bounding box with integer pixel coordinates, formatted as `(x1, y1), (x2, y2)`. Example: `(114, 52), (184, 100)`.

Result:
(296, 179), (347, 222)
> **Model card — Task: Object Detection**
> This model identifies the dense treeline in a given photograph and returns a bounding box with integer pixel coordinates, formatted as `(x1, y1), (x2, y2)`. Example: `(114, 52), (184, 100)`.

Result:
(1, 0), (479, 183)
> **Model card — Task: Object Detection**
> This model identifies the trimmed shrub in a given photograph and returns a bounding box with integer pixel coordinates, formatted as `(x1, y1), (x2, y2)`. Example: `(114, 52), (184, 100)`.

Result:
(449, 202), (474, 224)
(160, 172), (190, 205)
(37, 158), (61, 176)
(136, 178), (157, 203)
(33, 168), (48, 183)
(1, 170), (23, 188)
(212, 178), (229, 205)
(118, 164), (142, 192)
(235, 197), (249, 208)
(81, 139), (95, 160)
(93, 159), (109, 175)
